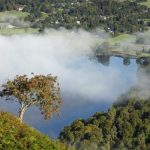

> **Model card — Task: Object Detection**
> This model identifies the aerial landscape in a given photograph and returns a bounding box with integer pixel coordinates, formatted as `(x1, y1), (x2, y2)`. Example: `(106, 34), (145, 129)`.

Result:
(0, 0), (150, 149)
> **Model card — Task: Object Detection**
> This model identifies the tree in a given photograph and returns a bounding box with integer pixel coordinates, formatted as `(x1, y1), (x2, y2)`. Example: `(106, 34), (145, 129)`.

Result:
(0, 74), (62, 122)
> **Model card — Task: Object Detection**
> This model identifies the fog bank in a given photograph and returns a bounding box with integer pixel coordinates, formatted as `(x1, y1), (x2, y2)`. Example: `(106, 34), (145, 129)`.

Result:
(0, 29), (137, 103)
(0, 29), (139, 137)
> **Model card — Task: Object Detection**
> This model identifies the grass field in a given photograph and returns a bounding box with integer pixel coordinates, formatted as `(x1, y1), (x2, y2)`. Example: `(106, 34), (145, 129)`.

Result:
(0, 11), (39, 35)
(108, 34), (136, 45)
(0, 28), (39, 35)
(0, 11), (29, 20)
(107, 32), (150, 59)
(139, 0), (150, 8)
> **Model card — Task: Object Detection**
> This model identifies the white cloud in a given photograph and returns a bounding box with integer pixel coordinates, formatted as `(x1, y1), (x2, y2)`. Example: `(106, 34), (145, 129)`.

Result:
(0, 29), (136, 104)
(0, 29), (139, 137)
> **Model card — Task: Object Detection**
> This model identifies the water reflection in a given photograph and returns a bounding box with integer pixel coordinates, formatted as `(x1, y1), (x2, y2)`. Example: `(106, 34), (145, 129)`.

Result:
(96, 53), (150, 67)
(136, 57), (150, 67)
(96, 55), (110, 66)
(96, 53), (150, 103)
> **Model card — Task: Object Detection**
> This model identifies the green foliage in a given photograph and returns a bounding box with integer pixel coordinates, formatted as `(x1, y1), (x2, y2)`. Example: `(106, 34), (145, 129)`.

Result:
(0, 0), (150, 34)
(0, 111), (67, 150)
(59, 98), (150, 149)
(0, 74), (62, 122)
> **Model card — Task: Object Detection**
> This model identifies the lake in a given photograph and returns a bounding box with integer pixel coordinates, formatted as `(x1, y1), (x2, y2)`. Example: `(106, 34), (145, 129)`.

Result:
(0, 55), (138, 138)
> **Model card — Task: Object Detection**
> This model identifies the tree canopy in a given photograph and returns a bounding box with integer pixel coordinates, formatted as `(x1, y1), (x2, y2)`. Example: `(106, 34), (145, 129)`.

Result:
(0, 74), (62, 122)
(59, 96), (150, 150)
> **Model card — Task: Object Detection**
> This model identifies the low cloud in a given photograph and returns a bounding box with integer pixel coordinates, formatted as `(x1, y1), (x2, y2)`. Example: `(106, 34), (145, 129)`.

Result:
(0, 29), (139, 137)
(0, 29), (137, 103)
(128, 65), (150, 100)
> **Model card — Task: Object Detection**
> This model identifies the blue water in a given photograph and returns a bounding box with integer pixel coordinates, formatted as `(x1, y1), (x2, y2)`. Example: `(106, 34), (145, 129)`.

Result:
(0, 56), (137, 138)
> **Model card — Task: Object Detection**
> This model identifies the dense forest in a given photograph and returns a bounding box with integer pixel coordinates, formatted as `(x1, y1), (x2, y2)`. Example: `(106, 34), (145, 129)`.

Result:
(59, 95), (150, 150)
(0, 0), (150, 35)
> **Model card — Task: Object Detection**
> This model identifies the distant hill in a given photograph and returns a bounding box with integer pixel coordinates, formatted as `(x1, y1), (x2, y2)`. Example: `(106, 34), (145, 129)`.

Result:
(0, 111), (67, 150)
(59, 96), (150, 150)
(0, 0), (150, 35)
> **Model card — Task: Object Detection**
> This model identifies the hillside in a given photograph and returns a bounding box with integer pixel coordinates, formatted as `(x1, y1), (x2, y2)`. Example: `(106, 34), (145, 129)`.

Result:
(59, 96), (150, 150)
(0, 0), (150, 35)
(0, 111), (67, 150)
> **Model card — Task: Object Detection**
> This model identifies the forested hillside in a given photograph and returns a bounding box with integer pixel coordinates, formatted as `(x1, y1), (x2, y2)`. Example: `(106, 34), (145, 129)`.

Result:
(0, 111), (67, 150)
(59, 95), (150, 150)
(0, 0), (150, 35)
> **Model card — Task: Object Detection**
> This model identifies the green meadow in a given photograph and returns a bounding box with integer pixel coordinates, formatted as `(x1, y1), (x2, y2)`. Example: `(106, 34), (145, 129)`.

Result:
(0, 28), (39, 35)
(139, 0), (150, 8)
(0, 10), (29, 20)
